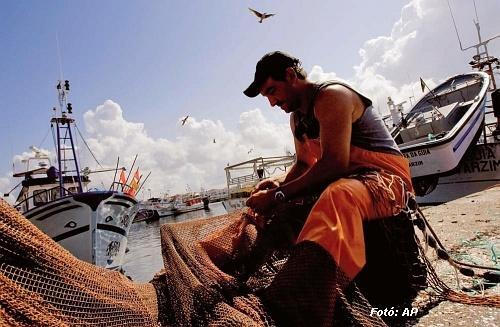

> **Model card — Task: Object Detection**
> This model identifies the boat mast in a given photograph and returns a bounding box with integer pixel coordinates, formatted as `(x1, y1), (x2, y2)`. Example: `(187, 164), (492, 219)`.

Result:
(448, 0), (499, 90)
(52, 80), (83, 196)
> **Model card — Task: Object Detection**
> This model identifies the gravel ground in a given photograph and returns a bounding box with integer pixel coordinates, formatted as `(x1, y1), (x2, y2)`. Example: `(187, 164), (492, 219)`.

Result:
(409, 185), (500, 326)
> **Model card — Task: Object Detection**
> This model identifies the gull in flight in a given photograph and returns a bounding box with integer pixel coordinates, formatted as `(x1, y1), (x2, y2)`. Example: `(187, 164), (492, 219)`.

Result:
(248, 8), (275, 23)
(248, 148), (254, 154)
(181, 115), (189, 126)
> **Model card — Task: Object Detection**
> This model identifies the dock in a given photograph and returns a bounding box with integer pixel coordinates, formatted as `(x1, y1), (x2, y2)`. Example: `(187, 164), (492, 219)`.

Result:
(413, 185), (499, 326)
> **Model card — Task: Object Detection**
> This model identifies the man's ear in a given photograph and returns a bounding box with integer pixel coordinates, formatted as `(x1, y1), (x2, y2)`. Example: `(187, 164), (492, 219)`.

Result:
(285, 67), (297, 83)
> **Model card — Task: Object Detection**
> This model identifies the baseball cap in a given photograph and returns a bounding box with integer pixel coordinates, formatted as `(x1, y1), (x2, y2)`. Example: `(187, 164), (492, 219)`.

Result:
(243, 51), (300, 98)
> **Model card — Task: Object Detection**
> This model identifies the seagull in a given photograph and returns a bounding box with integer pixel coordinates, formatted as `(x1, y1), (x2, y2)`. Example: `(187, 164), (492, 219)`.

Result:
(213, 139), (216, 143)
(181, 115), (189, 126)
(248, 8), (275, 23)
(248, 148), (254, 154)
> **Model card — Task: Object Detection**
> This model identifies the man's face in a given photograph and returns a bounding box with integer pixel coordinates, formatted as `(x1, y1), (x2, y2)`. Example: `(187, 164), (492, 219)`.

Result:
(259, 75), (300, 113)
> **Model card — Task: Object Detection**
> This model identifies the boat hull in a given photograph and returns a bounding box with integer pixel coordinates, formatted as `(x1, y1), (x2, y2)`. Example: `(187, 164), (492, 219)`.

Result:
(402, 99), (486, 177)
(23, 191), (137, 270)
(415, 141), (500, 204)
(172, 203), (205, 215)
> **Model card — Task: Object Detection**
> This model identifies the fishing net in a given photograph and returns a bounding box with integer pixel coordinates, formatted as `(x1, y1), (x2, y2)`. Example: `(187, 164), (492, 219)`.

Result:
(0, 199), (158, 326)
(152, 196), (429, 327)
(1, 191), (498, 326)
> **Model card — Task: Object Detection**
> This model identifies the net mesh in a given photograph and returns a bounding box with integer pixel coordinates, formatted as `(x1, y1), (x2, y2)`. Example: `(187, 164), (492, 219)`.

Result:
(152, 197), (428, 327)
(0, 199), (158, 326)
(1, 194), (498, 326)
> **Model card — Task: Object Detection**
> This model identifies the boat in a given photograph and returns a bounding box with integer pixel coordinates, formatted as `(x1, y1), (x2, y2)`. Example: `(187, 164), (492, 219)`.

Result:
(7, 80), (138, 270)
(171, 193), (207, 215)
(392, 9), (500, 204)
(392, 71), (490, 180)
(134, 197), (175, 223)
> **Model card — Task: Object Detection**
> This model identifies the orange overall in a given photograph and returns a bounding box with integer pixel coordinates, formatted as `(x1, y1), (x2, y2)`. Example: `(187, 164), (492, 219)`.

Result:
(296, 138), (414, 279)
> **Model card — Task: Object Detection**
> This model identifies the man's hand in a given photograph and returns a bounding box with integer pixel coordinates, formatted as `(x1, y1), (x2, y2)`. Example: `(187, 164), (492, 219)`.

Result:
(251, 179), (279, 195)
(246, 188), (276, 216)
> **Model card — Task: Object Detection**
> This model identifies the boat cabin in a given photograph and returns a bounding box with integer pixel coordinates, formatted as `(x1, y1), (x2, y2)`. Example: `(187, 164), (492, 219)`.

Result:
(13, 153), (89, 212)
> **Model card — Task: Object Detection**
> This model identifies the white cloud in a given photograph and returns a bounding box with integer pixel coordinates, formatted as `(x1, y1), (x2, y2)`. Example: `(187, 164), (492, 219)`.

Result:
(349, 0), (499, 114)
(0, 174), (15, 204)
(2, 100), (293, 199)
(76, 101), (293, 197)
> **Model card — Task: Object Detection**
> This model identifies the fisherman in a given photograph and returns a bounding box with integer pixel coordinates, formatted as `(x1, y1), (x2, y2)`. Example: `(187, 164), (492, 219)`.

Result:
(243, 51), (418, 325)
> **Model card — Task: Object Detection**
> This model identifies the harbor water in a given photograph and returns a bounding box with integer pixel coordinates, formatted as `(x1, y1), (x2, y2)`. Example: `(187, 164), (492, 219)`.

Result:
(122, 201), (229, 282)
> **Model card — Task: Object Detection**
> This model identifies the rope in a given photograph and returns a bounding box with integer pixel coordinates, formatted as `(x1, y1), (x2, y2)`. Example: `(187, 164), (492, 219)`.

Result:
(414, 207), (500, 273)
(411, 206), (500, 307)
(37, 127), (52, 150)
(74, 123), (103, 168)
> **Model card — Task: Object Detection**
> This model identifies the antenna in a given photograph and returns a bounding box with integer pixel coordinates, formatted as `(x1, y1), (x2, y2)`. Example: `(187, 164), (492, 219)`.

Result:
(447, 0), (465, 51)
(56, 33), (64, 83)
(406, 72), (416, 107)
(473, 0), (479, 24)
(447, 0), (500, 89)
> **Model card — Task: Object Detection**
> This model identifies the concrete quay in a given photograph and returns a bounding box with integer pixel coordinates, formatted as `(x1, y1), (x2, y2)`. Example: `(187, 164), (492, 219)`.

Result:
(411, 185), (499, 326)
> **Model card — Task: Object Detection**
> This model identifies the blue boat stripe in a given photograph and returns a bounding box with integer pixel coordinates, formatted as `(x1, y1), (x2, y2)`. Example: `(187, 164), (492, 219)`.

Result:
(25, 200), (72, 219)
(53, 225), (90, 242)
(35, 205), (82, 221)
(453, 107), (483, 152)
(105, 201), (131, 208)
(97, 223), (127, 236)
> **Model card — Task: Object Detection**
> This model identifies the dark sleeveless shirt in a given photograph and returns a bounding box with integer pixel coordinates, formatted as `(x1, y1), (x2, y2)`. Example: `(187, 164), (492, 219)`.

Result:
(293, 80), (401, 156)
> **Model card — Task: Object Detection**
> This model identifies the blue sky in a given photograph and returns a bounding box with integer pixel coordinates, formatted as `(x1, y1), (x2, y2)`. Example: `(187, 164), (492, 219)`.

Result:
(1, 0), (499, 199)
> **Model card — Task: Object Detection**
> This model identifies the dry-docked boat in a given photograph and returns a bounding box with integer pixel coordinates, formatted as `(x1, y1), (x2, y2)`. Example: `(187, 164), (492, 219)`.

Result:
(397, 12), (500, 203)
(392, 72), (490, 178)
(8, 81), (137, 270)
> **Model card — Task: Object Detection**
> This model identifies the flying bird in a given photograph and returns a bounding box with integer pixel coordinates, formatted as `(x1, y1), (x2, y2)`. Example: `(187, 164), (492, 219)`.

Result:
(248, 148), (254, 154)
(248, 8), (275, 23)
(181, 115), (189, 126)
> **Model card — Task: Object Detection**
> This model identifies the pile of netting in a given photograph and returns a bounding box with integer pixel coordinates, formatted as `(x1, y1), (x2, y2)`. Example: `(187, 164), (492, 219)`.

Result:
(0, 196), (498, 326)
(0, 199), (158, 326)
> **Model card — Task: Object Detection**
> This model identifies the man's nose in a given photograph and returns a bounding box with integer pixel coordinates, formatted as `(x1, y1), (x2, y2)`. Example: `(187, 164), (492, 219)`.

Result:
(267, 97), (277, 107)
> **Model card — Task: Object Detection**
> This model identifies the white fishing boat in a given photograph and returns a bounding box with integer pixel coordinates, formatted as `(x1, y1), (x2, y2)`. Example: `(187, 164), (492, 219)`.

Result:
(392, 71), (490, 178)
(134, 197), (175, 223)
(395, 8), (500, 204)
(171, 193), (208, 215)
(7, 80), (137, 270)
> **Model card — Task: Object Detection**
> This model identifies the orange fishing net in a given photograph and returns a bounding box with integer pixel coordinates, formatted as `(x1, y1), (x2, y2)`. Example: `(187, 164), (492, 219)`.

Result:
(152, 193), (429, 327)
(1, 190), (497, 326)
(0, 199), (158, 326)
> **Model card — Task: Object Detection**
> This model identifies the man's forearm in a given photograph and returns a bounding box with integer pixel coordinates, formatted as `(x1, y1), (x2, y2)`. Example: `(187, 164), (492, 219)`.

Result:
(280, 161), (309, 185)
(280, 159), (341, 199)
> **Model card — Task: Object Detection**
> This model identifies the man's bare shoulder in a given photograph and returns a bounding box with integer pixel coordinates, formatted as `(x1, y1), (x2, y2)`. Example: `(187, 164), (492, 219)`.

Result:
(316, 84), (354, 103)
(314, 84), (354, 113)
(315, 84), (363, 119)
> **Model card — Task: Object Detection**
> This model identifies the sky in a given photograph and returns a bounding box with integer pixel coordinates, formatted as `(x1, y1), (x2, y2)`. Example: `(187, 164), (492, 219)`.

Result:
(1, 0), (499, 201)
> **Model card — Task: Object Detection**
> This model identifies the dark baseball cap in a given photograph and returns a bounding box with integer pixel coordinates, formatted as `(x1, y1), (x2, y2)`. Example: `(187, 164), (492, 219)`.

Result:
(243, 51), (301, 98)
